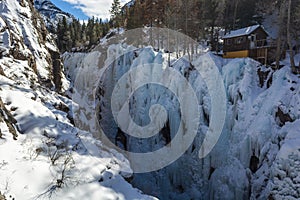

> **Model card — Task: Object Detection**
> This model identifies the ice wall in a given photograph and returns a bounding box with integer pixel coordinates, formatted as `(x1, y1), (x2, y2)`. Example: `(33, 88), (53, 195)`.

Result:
(64, 44), (300, 199)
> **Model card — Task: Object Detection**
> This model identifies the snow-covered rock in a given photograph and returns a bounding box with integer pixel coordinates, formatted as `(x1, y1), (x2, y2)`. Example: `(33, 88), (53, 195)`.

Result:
(0, 0), (68, 91)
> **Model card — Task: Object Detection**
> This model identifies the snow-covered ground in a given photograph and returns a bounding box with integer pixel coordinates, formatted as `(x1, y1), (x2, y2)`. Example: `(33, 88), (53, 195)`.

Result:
(0, 60), (156, 199)
(0, 0), (157, 199)
(0, 72), (157, 199)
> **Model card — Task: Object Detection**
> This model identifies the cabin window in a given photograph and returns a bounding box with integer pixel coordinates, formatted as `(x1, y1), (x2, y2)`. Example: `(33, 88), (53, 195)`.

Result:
(226, 39), (232, 45)
(250, 34), (256, 42)
(235, 37), (244, 44)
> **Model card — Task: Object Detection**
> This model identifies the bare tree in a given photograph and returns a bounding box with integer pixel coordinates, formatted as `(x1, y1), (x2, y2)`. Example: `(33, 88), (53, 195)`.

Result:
(56, 153), (75, 188)
(287, 0), (297, 73)
(275, 1), (287, 69)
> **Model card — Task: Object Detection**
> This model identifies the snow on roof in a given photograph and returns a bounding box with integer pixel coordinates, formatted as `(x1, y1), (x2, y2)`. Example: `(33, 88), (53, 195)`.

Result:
(125, 0), (135, 7)
(223, 25), (261, 39)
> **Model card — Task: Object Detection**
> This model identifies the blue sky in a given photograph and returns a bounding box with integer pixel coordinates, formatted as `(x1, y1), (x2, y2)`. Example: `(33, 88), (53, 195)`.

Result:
(51, 0), (128, 20)
(51, 0), (88, 20)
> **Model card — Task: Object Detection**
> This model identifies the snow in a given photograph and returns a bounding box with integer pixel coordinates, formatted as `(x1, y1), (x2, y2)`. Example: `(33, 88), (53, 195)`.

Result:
(0, 1), (157, 199)
(0, 69), (155, 199)
(280, 53), (300, 67)
(64, 40), (300, 199)
(0, 30), (10, 55)
(223, 24), (261, 39)
(1, 0), (300, 198)
(0, 0), (52, 79)
(124, 0), (135, 8)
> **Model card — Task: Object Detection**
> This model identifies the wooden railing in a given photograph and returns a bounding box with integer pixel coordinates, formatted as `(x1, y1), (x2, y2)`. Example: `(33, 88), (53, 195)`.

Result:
(255, 39), (276, 48)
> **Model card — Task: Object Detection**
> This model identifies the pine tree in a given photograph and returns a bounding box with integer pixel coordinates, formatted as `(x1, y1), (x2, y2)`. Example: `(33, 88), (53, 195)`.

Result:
(203, 0), (224, 51)
(275, 0), (287, 69)
(81, 21), (87, 43)
(110, 0), (122, 30)
(56, 18), (64, 51)
(86, 18), (95, 46)
(56, 16), (71, 52)
(95, 18), (103, 39)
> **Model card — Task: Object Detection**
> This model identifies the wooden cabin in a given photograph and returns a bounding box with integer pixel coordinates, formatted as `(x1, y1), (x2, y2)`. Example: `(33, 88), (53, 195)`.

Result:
(223, 25), (276, 64)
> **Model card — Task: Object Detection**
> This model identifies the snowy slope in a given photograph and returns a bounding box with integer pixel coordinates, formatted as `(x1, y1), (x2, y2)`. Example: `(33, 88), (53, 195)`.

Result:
(64, 39), (300, 199)
(122, 0), (135, 11)
(0, 76), (156, 199)
(0, 0), (157, 199)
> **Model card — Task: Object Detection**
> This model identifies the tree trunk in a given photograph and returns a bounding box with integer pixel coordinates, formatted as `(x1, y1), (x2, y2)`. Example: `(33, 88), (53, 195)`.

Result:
(275, 1), (286, 69)
(233, 0), (239, 29)
(210, 23), (215, 51)
(287, 0), (297, 73)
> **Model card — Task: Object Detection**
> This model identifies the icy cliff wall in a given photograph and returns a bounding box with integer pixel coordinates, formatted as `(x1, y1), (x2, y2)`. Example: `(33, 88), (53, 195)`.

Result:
(64, 43), (300, 200)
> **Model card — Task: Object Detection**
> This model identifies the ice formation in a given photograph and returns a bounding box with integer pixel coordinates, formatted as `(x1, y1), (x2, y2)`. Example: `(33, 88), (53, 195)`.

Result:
(64, 42), (300, 199)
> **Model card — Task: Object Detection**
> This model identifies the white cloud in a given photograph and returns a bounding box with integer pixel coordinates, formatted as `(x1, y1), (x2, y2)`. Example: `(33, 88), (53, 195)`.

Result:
(62, 0), (128, 20)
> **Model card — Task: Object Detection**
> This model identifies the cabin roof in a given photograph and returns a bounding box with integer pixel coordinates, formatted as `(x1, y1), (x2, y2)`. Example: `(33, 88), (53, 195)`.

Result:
(223, 25), (264, 39)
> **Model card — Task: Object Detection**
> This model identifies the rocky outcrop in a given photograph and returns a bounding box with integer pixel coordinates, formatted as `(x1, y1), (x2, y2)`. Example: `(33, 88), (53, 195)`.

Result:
(0, 66), (5, 76)
(0, 192), (6, 200)
(0, 0), (64, 92)
(49, 49), (63, 92)
(257, 66), (273, 88)
(275, 106), (293, 127)
(0, 97), (18, 140)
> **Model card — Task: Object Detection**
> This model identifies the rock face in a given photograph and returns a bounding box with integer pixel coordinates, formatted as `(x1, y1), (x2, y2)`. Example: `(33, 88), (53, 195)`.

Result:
(64, 42), (300, 200)
(0, 97), (18, 140)
(0, 192), (5, 200)
(34, 0), (74, 31)
(0, 0), (65, 92)
(49, 49), (63, 92)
